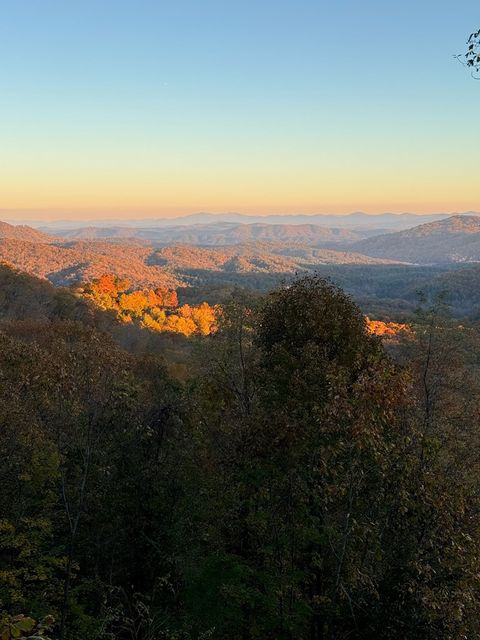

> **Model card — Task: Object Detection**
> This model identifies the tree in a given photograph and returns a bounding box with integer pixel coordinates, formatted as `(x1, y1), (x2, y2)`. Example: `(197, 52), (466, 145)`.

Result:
(0, 319), (184, 639)
(188, 277), (411, 638)
(4, 267), (480, 639)
(186, 276), (480, 639)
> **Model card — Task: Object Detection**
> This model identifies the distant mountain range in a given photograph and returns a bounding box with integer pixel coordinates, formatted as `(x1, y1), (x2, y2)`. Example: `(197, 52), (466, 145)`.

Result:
(0, 237), (401, 288)
(5, 215), (480, 318)
(31, 211), (480, 232)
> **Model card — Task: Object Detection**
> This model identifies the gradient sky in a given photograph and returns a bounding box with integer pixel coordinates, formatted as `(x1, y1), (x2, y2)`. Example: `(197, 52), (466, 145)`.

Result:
(1, 0), (479, 220)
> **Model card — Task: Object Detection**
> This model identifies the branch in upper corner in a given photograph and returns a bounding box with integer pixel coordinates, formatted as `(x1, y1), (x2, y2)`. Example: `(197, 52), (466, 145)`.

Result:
(455, 28), (480, 78)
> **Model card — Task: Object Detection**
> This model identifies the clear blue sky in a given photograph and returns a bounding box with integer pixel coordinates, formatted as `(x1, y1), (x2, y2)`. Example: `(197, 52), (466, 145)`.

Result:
(1, 0), (479, 219)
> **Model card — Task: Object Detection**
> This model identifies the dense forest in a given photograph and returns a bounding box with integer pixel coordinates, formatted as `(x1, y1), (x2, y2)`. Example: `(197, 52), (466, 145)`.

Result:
(2, 264), (480, 639)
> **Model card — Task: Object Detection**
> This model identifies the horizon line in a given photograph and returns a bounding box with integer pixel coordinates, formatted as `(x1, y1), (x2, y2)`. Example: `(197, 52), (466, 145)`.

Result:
(1, 209), (479, 225)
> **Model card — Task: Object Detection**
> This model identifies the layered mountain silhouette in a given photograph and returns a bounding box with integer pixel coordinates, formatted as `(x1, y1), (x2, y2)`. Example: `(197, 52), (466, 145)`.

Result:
(36, 211), (465, 231)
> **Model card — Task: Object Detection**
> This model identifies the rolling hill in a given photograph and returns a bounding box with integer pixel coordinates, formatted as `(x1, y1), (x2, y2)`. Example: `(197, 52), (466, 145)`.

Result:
(352, 215), (480, 264)
(0, 217), (404, 289)
(0, 220), (54, 243)
(3, 228), (480, 322)
(0, 238), (181, 288)
(53, 222), (375, 246)
(149, 243), (401, 272)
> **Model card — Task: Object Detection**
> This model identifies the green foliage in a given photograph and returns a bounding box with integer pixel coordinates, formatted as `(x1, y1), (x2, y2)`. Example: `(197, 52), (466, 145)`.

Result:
(0, 615), (54, 640)
(2, 271), (480, 639)
(185, 276), (480, 639)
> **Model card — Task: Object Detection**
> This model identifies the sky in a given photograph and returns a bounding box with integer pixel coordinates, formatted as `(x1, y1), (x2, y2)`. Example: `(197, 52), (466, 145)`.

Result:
(1, 0), (479, 221)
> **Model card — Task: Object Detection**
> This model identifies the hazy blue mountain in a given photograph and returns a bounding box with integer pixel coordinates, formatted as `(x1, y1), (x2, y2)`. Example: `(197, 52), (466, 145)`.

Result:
(32, 211), (480, 233)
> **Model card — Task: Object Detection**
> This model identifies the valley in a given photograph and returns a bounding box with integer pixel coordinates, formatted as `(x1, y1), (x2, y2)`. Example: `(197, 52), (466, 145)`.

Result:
(2, 214), (480, 319)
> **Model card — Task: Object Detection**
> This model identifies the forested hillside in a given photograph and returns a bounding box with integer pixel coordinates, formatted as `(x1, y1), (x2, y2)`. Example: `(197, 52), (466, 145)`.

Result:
(3, 1), (480, 637)
(0, 220), (54, 243)
(0, 233), (400, 288)
(0, 238), (182, 288)
(56, 222), (370, 245)
(6, 218), (480, 321)
(2, 269), (480, 640)
(352, 215), (480, 263)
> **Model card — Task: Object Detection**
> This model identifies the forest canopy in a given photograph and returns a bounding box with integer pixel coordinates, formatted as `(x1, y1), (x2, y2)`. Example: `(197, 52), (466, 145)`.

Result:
(2, 271), (480, 639)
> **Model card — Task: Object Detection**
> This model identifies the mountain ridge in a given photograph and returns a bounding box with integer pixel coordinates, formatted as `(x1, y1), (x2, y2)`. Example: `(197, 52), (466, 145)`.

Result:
(0, 220), (54, 243)
(352, 215), (480, 264)
(53, 222), (378, 245)
(21, 210), (480, 232)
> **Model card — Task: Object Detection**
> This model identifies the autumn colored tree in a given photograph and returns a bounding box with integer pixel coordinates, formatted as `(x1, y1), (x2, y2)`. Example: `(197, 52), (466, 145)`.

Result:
(119, 290), (149, 316)
(79, 275), (216, 337)
(191, 302), (217, 336)
(155, 287), (179, 308)
(3, 268), (480, 640)
(95, 274), (121, 295)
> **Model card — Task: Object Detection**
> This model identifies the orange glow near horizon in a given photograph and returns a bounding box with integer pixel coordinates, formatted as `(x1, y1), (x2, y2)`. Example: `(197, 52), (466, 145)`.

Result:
(2, 174), (479, 221)
(2, 150), (479, 221)
(2, 199), (479, 222)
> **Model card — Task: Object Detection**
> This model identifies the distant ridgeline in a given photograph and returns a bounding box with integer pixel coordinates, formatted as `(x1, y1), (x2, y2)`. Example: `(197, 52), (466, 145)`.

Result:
(76, 274), (217, 336)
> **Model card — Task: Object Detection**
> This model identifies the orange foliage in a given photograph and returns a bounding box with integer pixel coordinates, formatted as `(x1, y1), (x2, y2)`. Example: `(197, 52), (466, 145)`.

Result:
(119, 291), (150, 316)
(155, 287), (178, 308)
(96, 274), (130, 294)
(95, 274), (117, 295)
(366, 318), (410, 338)
(81, 274), (217, 337)
(191, 302), (217, 336)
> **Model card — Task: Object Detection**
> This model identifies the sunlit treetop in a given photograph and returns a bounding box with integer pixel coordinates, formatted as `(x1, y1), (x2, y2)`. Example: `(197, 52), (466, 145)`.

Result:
(80, 274), (216, 336)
